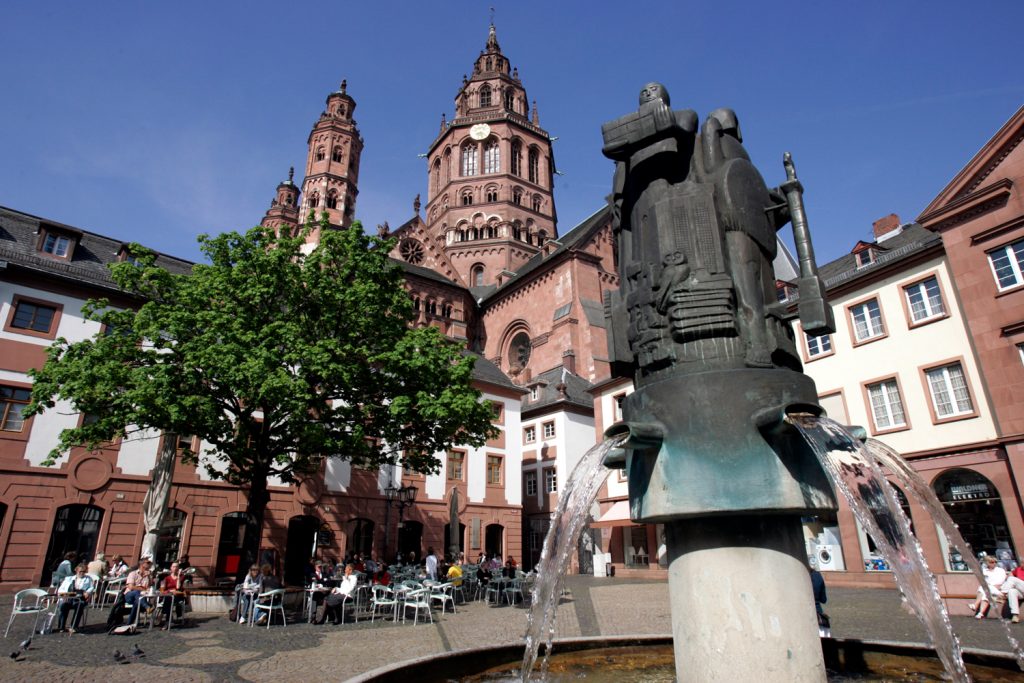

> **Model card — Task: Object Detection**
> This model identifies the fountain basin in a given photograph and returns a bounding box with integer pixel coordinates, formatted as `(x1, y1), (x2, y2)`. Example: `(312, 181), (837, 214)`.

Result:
(348, 636), (1021, 682)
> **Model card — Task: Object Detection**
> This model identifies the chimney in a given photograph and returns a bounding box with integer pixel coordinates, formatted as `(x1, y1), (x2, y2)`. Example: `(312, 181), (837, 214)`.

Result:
(872, 214), (902, 242)
(561, 350), (576, 375)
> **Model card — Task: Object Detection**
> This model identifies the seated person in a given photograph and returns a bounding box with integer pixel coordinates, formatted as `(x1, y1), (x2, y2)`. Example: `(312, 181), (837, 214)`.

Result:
(1000, 561), (1024, 624)
(124, 558), (154, 625)
(158, 561), (187, 628)
(504, 556), (518, 578)
(254, 564), (281, 624)
(107, 554), (129, 579)
(372, 567), (392, 586)
(969, 554), (1007, 618)
(447, 562), (463, 587)
(51, 551), (77, 589)
(56, 563), (95, 632)
(317, 564), (358, 625)
(237, 564), (262, 624)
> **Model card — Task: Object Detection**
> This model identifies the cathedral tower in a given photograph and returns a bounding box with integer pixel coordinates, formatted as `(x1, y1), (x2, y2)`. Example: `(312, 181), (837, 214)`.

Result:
(418, 24), (558, 287)
(263, 81), (363, 245)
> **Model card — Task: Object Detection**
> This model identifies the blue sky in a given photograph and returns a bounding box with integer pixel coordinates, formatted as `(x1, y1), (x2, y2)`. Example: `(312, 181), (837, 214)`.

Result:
(2, 1), (1022, 266)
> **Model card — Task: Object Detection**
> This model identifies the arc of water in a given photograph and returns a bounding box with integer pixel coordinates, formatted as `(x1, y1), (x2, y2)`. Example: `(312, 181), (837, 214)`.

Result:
(520, 436), (624, 682)
(789, 415), (970, 683)
(866, 438), (1024, 670)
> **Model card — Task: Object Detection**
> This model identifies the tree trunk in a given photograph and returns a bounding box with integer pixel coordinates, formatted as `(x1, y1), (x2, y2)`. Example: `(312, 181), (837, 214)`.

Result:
(236, 469), (270, 585)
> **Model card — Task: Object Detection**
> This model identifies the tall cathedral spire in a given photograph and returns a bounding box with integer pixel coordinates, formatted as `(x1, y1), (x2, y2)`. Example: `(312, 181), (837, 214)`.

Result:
(411, 24), (558, 289)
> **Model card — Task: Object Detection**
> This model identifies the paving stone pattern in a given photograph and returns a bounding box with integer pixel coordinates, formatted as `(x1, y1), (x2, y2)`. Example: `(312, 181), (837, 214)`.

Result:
(0, 576), (1020, 682)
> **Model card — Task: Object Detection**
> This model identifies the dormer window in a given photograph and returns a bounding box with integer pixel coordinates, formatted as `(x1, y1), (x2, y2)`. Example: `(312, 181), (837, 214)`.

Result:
(37, 226), (79, 260)
(856, 248), (875, 269)
(117, 245), (142, 266)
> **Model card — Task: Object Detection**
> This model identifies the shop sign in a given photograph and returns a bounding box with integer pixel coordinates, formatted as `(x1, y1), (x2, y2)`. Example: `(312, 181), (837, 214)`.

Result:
(949, 482), (993, 501)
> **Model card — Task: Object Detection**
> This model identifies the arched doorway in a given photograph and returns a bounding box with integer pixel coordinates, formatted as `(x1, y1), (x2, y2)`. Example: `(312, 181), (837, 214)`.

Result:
(485, 523), (504, 559)
(443, 523), (467, 561)
(345, 518), (374, 559)
(933, 469), (1016, 571)
(285, 515), (321, 586)
(42, 504), (103, 586)
(154, 508), (187, 570)
(215, 512), (248, 580)
(398, 520), (423, 563)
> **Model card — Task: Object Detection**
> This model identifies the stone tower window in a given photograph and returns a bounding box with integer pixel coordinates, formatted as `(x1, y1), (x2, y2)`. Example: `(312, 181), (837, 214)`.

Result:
(532, 195), (542, 212)
(513, 188), (523, 206)
(479, 85), (492, 107)
(315, 147), (325, 162)
(528, 148), (539, 184)
(462, 191), (474, 206)
(484, 139), (500, 174)
(326, 191), (339, 209)
(461, 143), (478, 177)
(510, 141), (522, 176)
(471, 265), (485, 287)
(486, 187), (498, 203)
(505, 90), (514, 112)
(399, 238), (425, 265)
(332, 147), (343, 163)
(309, 193), (320, 208)
(509, 331), (532, 372)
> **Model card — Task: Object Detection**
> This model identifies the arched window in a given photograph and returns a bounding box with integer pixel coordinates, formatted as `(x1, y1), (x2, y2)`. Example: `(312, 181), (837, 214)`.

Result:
(504, 90), (515, 111)
(510, 141), (522, 176)
(485, 225), (496, 239)
(472, 265), (485, 287)
(442, 304), (453, 318)
(461, 143), (477, 177)
(509, 331), (532, 371)
(484, 139), (500, 174)
(537, 230), (548, 247)
(513, 188), (523, 206)
(462, 191), (474, 206)
(428, 300), (438, 316)
(486, 187), (498, 203)
(413, 297), (420, 312)
(346, 518), (374, 557)
(479, 85), (492, 107)
(432, 159), (441, 194)
(331, 147), (343, 163)
(532, 195), (542, 212)
(443, 148), (452, 184)
(513, 222), (523, 241)
(309, 193), (320, 208)
(315, 147), (325, 162)
(528, 148), (539, 184)
(326, 191), (339, 209)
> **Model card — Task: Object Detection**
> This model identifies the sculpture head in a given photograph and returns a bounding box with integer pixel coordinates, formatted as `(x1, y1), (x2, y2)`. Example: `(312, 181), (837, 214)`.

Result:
(639, 82), (670, 107)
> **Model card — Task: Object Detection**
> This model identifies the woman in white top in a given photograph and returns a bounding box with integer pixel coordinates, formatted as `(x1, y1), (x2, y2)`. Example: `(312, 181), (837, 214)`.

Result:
(969, 554), (1008, 618)
(317, 564), (358, 625)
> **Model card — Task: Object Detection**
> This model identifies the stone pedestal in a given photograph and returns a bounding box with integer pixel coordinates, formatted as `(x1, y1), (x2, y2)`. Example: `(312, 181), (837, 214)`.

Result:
(666, 515), (825, 683)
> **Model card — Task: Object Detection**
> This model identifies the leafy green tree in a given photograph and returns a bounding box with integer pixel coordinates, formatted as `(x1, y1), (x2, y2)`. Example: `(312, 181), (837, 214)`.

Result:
(26, 218), (496, 579)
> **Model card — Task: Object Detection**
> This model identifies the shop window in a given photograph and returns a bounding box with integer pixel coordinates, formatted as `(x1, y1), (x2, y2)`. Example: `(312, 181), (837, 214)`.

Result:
(542, 421), (555, 439)
(0, 386), (31, 432)
(924, 362), (975, 420)
(934, 469), (1015, 572)
(988, 238), (1024, 291)
(858, 484), (913, 571)
(805, 332), (832, 359)
(524, 425), (536, 443)
(803, 513), (846, 571)
(904, 276), (946, 323)
(849, 298), (885, 343)
(543, 467), (557, 493)
(447, 450), (465, 481)
(486, 455), (503, 485)
(525, 470), (537, 496)
(865, 378), (906, 432)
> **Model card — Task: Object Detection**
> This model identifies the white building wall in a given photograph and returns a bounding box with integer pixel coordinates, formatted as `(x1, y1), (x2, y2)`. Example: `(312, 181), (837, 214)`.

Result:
(0, 283), (103, 347)
(798, 256), (996, 454)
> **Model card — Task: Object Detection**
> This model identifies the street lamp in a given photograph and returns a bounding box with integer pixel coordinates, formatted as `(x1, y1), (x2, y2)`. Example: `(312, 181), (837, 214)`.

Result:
(383, 484), (418, 562)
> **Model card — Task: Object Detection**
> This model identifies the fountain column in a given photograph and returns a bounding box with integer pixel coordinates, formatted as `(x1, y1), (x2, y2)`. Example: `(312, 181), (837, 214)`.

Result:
(666, 516), (825, 682)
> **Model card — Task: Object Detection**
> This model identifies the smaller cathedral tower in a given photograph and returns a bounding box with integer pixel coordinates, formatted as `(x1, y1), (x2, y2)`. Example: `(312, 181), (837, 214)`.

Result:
(264, 81), (363, 247)
(413, 24), (559, 288)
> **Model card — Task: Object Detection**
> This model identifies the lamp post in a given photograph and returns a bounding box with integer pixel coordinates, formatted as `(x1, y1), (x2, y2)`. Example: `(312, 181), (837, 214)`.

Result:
(384, 484), (418, 562)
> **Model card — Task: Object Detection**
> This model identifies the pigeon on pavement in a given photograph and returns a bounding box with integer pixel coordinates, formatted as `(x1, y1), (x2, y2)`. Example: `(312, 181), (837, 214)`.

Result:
(18, 637), (31, 651)
(113, 649), (129, 664)
(131, 643), (145, 657)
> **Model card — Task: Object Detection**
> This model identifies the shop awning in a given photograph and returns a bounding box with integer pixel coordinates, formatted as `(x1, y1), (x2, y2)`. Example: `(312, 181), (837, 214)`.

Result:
(590, 500), (633, 528)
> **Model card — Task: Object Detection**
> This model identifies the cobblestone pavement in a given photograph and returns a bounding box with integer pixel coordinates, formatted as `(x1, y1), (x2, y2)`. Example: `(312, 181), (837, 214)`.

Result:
(0, 576), (1021, 682)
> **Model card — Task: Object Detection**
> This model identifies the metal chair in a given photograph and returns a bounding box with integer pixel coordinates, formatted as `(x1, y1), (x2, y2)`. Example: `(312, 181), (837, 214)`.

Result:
(370, 585), (399, 623)
(401, 588), (433, 625)
(4, 589), (52, 637)
(429, 582), (456, 614)
(504, 577), (525, 605)
(250, 588), (287, 628)
(99, 577), (126, 610)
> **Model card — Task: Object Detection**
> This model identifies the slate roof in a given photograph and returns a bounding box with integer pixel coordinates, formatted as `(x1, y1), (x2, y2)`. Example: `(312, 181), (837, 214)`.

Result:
(393, 257), (462, 287)
(0, 205), (194, 294)
(816, 223), (941, 291)
(522, 365), (595, 413)
(465, 350), (524, 392)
